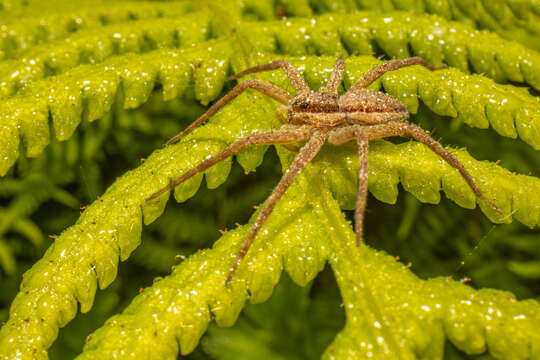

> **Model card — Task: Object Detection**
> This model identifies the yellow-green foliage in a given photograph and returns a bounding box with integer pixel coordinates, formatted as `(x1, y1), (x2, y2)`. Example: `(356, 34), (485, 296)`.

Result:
(0, 0), (539, 359)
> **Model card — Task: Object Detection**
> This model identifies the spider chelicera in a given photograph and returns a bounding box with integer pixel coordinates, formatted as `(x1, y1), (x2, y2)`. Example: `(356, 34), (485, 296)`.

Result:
(147, 56), (501, 284)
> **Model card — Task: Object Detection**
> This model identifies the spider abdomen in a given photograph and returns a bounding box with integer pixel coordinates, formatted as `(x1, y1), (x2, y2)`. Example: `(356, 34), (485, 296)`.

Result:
(289, 112), (347, 127)
(339, 90), (407, 114)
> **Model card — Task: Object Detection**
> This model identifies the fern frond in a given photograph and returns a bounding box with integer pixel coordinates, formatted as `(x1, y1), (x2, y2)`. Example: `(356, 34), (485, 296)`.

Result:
(9, 216), (44, 249)
(3, 12), (538, 173)
(0, 39), (232, 175)
(327, 139), (539, 225)
(508, 260), (540, 279)
(236, 13), (540, 89)
(0, 11), (214, 99)
(284, 0), (540, 52)
(1, 80), (538, 357)
(0, 2), (198, 60)
(0, 174), (76, 273)
(323, 205), (540, 359)
(0, 4), (538, 358)
(130, 237), (183, 274)
(71, 149), (539, 359)
(0, 175), (78, 218)
(0, 237), (16, 275)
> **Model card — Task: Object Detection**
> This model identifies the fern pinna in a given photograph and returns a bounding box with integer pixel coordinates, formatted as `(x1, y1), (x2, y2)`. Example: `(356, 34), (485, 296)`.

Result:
(0, 0), (539, 359)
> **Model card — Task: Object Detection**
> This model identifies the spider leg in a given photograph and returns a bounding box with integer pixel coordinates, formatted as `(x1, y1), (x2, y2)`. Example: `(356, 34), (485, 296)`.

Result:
(166, 79), (293, 145)
(355, 132), (369, 246)
(321, 54), (345, 95)
(328, 126), (370, 245)
(276, 123), (302, 152)
(147, 126), (312, 201)
(347, 57), (447, 93)
(228, 60), (310, 94)
(363, 122), (502, 213)
(226, 131), (327, 285)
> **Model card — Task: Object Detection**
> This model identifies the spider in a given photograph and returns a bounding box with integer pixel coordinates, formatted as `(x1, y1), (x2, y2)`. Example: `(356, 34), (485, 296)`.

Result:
(147, 56), (501, 285)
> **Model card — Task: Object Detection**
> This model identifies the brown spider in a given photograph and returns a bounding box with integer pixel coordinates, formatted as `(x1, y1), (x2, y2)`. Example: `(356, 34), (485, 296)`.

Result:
(147, 56), (501, 284)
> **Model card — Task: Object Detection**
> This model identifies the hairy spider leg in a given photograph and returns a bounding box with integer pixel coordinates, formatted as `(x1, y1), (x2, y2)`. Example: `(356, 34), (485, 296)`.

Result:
(369, 122), (502, 213)
(226, 131), (327, 285)
(355, 133), (369, 246)
(329, 111), (411, 244)
(147, 127), (312, 201)
(347, 57), (448, 92)
(329, 123), (503, 214)
(166, 79), (292, 145)
(228, 59), (310, 94)
(321, 54), (345, 94)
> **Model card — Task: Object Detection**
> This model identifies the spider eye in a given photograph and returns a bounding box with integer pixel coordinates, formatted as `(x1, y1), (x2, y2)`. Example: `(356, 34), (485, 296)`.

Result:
(300, 102), (309, 109)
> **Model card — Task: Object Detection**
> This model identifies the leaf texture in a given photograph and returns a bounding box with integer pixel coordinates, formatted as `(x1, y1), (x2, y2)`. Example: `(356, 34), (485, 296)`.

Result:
(0, 2), (199, 60)
(2, 11), (540, 175)
(0, 39), (232, 175)
(237, 13), (540, 89)
(281, 0), (540, 52)
(0, 1), (539, 359)
(70, 138), (540, 359)
(0, 11), (215, 100)
(1, 83), (539, 357)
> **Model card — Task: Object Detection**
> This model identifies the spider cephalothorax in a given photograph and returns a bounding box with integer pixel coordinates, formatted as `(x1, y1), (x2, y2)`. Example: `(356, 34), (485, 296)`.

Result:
(148, 56), (501, 284)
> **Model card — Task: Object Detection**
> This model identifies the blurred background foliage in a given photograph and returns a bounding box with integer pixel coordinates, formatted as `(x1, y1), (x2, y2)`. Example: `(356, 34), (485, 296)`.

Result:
(0, 0), (538, 359)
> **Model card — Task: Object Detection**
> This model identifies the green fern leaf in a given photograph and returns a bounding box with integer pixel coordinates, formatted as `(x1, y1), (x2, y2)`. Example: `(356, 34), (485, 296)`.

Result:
(0, 39), (232, 175)
(66, 142), (540, 359)
(1, 80), (539, 357)
(0, 11), (214, 100)
(290, 0), (540, 52)
(0, 2), (198, 60)
(1, 2), (539, 359)
(236, 13), (540, 89)
(508, 260), (540, 279)
(3, 11), (539, 174)
(0, 237), (16, 275)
